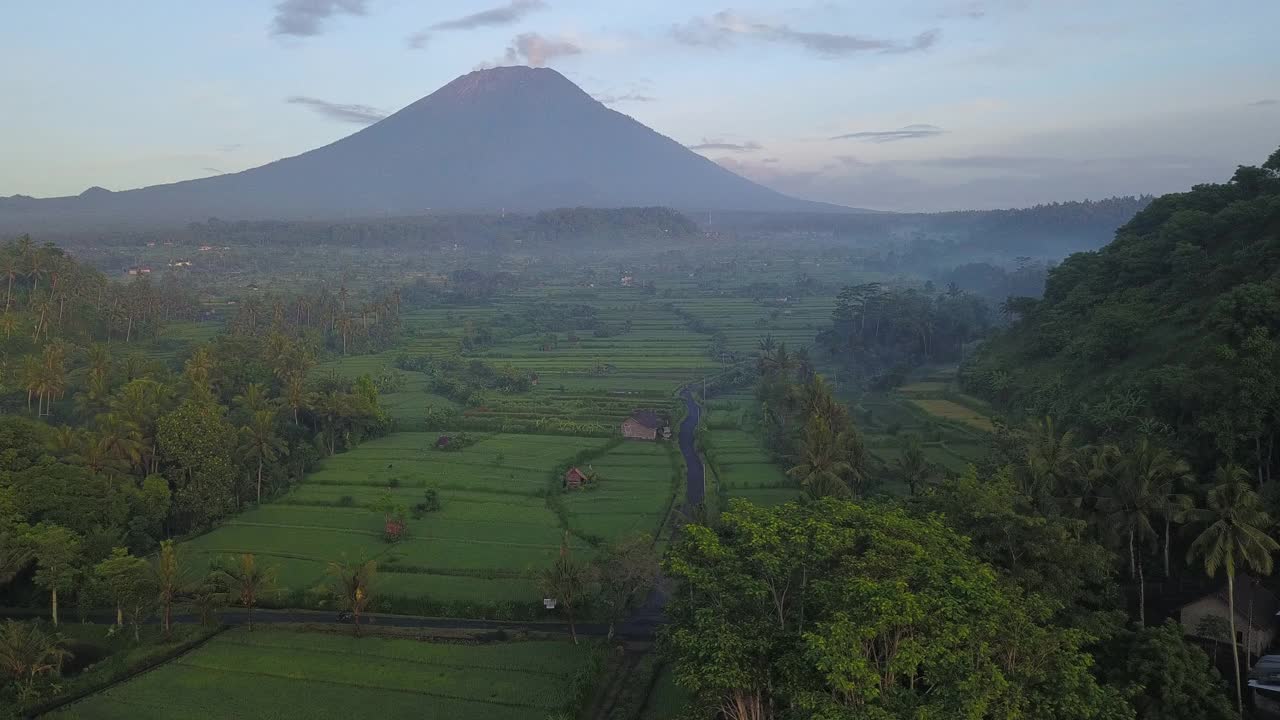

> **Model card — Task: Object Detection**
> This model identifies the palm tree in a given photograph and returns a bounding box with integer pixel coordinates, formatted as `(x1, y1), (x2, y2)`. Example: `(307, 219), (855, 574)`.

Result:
(94, 414), (144, 476)
(1122, 438), (1194, 577)
(0, 531), (32, 588)
(84, 343), (112, 383)
(211, 553), (275, 631)
(539, 535), (587, 644)
(154, 541), (187, 637)
(0, 620), (71, 702)
(326, 557), (377, 637)
(1022, 416), (1081, 507)
(0, 249), (19, 313)
(895, 434), (935, 496)
(241, 410), (286, 504)
(1187, 465), (1280, 716)
(1098, 445), (1163, 625)
(184, 346), (214, 389)
(284, 374), (307, 425)
(787, 415), (853, 499)
(233, 382), (270, 417)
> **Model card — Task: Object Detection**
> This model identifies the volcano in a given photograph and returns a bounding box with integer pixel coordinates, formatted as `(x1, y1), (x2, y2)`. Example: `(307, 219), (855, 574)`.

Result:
(1, 66), (840, 230)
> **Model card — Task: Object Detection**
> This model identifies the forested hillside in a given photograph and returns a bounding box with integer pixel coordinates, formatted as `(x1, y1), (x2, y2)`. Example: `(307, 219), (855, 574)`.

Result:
(963, 148), (1280, 477)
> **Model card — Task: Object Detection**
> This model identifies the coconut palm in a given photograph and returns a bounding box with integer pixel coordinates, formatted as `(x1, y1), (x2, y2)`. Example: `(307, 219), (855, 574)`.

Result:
(233, 382), (270, 417)
(895, 434), (935, 496)
(1098, 445), (1163, 625)
(1124, 438), (1195, 577)
(211, 553), (275, 631)
(0, 620), (71, 702)
(326, 557), (377, 637)
(787, 415), (853, 499)
(1187, 465), (1280, 716)
(241, 410), (286, 504)
(284, 373), (307, 425)
(1022, 416), (1081, 507)
(539, 536), (587, 644)
(0, 250), (19, 313)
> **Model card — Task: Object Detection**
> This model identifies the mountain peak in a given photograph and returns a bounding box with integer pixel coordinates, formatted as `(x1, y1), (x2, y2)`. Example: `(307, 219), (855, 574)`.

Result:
(0, 67), (836, 231)
(427, 65), (591, 105)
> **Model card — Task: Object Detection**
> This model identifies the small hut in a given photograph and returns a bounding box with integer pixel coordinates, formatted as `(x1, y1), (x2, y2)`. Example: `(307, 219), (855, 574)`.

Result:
(564, 467), (589, 490)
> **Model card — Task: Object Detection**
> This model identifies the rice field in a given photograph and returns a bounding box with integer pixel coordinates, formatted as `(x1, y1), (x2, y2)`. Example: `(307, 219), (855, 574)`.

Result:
(907, 398), (996, 432)
(47, 628), (598, 720)
(180, 432), (610, 608)
(561, 441), (679, 543)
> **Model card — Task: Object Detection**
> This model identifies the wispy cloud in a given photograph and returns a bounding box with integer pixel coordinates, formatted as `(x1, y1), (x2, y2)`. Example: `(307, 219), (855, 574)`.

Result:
(830, 124), (944, 142)
(593, 92), (656, 105)
(286, 96), (388, 125)
(435, 0), (546, 31)
(502, 32), (582, 66)
(688, 138), (763, 152)
(271, 0), (368, 38)
(672, 10), (939, 57)
(408, 1), (547, 49)
(1249, 98), (1277, 107)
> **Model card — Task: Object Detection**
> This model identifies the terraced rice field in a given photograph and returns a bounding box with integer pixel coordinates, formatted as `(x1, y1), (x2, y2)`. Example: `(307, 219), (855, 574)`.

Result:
(180, 432), (610, 607)
(561, 441), (679, 543)
(48, 628), (597, 720)
(704, 429), (796, 507)
(907, 398), (996, 432)
(668, 296), (834, 354)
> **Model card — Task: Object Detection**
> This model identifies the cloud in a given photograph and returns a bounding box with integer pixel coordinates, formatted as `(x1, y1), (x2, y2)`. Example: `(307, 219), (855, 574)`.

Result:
(271, 0), (368, 37)
(688, 138), (763, 152)
(593, 92), (657, 105)
(286, 96), (388, 124)
(216, 144), (243, 153)
(502, 33), (582, 66)
(201, 167), (226, 175)
(408, 1), (547, 49)
(1249, 98), (1278, 107)
(830, 124), (944, 142)
(672, 10), (939, 57)
(434, 0), (546, 31)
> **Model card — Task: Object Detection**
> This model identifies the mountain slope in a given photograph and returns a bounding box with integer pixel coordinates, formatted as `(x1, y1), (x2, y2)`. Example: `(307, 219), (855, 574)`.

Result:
(1, 67), (838, 230)
(961, 147), (1280, 467)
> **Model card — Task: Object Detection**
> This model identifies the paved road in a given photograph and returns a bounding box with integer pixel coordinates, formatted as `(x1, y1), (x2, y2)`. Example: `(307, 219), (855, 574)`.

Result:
(678, 386), (705, 507)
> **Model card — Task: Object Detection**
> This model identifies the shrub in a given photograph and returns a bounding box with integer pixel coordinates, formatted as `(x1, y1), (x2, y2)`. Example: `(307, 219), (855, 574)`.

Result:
(337, 495), (355, 507)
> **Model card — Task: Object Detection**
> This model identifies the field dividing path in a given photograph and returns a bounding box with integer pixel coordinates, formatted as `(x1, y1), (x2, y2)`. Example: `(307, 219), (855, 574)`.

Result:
(678, 387), (705, 508)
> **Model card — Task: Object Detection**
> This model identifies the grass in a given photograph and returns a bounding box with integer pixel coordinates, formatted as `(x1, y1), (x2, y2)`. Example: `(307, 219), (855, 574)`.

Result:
(907, 398), (996, 432)
(46, 627), (599, 720)
(180, 432), (608, 608)
(641, 665), (691, 720)
(561, 441), (679, 543)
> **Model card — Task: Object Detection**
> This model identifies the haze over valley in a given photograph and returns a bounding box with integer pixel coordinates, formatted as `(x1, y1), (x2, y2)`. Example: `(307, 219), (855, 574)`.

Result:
(2, 3), (1279, 720)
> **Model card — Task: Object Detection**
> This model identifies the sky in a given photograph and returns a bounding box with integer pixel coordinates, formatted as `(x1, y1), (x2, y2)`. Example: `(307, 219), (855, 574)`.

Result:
(2, 0), (1277, 211)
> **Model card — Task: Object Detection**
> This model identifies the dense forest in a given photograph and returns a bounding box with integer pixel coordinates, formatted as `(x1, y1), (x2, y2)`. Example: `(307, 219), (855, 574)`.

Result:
(817, 281), (992, 388)
(963, 149), (1280, 478)
(46, 206), (702, 250)
(720, 196), (1153, 258)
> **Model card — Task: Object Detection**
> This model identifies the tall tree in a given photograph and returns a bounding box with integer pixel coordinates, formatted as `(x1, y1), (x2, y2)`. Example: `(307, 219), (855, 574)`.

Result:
(592, 534), (659, 639)
(212, 553), (275, 631)
(27, 525), (81, 626)
(240, 410), (285, 504)
(0, 619), (71, 703)
(154, 540), (187, 637)
(94, 547), (155, 640)
(1187, 465), (1279, 716)
(325, 556), (376, 637)
(540, 534), (587, 644)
